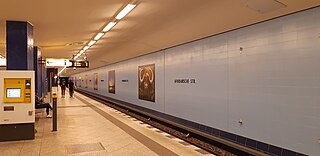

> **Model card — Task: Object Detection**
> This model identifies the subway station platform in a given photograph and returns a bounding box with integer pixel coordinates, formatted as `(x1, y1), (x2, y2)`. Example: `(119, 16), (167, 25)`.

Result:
(0, 90), (213, 156)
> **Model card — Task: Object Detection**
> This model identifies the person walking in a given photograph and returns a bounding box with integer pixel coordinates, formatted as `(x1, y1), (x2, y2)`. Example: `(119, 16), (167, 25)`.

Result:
(61, 79), (66, 98)
(69, 80), (74, 98)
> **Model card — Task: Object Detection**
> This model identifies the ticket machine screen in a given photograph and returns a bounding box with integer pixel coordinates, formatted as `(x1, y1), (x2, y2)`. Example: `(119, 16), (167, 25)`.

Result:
(6, 88), (21, 98)
(3, 78), (31, 103)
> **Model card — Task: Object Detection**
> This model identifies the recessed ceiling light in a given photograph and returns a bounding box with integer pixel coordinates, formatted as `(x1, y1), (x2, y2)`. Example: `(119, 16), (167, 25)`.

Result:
(116, 4), (136, 20)
(103, 22), (117, 33)
(94, 33), (104, 41)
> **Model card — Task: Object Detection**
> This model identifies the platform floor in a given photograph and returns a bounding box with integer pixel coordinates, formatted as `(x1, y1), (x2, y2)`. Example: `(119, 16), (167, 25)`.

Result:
(0, 90), (214, 156)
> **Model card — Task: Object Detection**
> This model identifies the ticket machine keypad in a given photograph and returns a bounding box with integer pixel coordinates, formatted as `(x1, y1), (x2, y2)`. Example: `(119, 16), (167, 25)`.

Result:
(24, 80), (31, 103)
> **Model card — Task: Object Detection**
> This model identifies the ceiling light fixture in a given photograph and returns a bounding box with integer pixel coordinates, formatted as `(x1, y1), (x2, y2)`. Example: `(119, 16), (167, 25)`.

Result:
(58, 66), (67, 76)
(103, 22), (117, 33)
(74, 55), (80, 60)
(88, 40), (96, 46)
(94, 33), (104, 41)
(116, 4), (136, 20)
(73, 2), (138, 61)
(83, 46), (90, 51)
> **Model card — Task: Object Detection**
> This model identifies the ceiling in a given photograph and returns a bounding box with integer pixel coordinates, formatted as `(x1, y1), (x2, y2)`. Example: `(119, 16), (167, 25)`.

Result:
(0, 0), (319, 76)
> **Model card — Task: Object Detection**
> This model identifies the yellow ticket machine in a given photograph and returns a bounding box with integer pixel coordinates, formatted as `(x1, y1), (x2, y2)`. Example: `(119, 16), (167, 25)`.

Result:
(0, 71), (35, 141)
(3, 78), (32, 103)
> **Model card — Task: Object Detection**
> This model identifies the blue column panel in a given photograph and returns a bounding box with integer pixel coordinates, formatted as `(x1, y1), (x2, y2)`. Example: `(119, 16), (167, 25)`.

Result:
(6, 21), (34, 70)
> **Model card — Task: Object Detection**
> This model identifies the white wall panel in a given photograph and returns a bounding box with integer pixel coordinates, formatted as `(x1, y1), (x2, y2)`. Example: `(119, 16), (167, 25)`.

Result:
(228, 8), (320, 155)
(73, 7), (320, 155)
(165, 38), (229, 130)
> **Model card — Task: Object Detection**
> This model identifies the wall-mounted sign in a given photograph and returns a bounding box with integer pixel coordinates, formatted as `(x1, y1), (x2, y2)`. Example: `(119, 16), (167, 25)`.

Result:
(46, 58), (72, 67)
(69, 60), (89, 68)
(174, 78), (196, 84)
(122, 80), (129, 82)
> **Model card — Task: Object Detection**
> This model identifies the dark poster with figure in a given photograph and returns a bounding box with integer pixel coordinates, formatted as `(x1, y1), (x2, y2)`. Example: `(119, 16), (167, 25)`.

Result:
(85, 75), (88, 88)
(74, 77), (77, 87)
(138, 64), (155, 102)
(79, 76), (82, 87)
(108, 70), (115, 94)
(94, 73), (98, 90)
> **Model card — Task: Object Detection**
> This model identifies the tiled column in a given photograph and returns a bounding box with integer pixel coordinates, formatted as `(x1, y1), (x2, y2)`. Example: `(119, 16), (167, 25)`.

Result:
(6, 21), (34, 70)
(34, 47), (43, 96)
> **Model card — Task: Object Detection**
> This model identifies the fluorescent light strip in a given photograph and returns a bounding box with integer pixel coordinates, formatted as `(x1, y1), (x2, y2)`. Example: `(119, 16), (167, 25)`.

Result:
(83, 46), (90, 51)
(103, 22), (117, 32)
(73, 3), (138, 60)
(88, 40), (96, 46)
(116, 4), (136, 20)
(94, 33), (104, 41)
(58, 66), (67, 75)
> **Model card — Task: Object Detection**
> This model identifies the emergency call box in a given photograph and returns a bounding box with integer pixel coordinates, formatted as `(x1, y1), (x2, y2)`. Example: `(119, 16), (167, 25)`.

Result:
(52, 86), (58, 98)
(3, 78), (32, 103)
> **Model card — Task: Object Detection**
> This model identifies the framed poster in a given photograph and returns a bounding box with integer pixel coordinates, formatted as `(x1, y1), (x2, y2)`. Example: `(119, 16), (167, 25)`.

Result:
(138, 64), (155, 102)
(94, 73), (98, 90)
(85, 75), (88, 88)
(75, 77), (77, 87)
(108, 70), (115, 94)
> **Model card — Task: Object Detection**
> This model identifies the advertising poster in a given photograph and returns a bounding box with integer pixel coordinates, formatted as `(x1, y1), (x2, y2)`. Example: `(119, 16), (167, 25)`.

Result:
(74, 77), (78, 88)
(108, 70), (115, 94)
(138, 64), (155, 102)
(94, 73), (98, 90)
(85, 75), (88, 88)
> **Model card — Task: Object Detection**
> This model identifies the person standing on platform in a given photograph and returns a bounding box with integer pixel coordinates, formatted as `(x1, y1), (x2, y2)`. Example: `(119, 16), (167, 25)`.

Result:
(69, 80), (74, 98)
(61, 79), (66, 98)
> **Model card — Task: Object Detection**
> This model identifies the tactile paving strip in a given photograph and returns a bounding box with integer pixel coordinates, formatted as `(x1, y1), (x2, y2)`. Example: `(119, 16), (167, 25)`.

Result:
(65, 142), (105, 154)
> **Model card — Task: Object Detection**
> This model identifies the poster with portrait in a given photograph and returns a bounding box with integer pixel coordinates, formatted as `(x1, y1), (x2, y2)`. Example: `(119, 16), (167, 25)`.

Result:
(108, 70), (115, 94)
(74, 77), (77, 87)
(94, 73), (98, 90)
(138, 64), (155, 102)
(79, 77), (82, 87)
(85, 75), (88, 88)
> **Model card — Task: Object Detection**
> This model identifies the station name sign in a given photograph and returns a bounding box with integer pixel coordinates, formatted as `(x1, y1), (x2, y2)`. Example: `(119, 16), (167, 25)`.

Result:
(174, 78), (196, 84)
